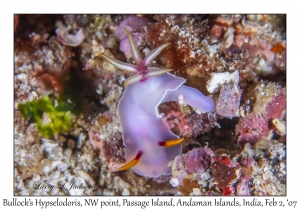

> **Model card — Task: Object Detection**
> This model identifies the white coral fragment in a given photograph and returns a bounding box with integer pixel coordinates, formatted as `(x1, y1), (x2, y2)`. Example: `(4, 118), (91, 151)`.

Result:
(170, 177), (180, 187)
(272, 118), (286, 135)
(223, 27), (235, 49)
(206, 70), (239, 93)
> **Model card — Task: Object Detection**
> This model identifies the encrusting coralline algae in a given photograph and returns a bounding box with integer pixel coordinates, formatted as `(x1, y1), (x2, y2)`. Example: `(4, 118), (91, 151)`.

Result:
(14, 14), (286, 195)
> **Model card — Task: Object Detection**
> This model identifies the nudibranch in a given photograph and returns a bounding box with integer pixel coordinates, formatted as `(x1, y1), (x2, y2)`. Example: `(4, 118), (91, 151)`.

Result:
(100, 30), (215, 177)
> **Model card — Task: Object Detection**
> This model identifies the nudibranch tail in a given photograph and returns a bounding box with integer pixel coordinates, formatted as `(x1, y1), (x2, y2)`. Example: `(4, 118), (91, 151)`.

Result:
(158, 138), (184, 147)
(100, 54), (137, 72)
(118, 151), (143, 171)
(144, 43), (171, 66)
(126, 29), (142, 65)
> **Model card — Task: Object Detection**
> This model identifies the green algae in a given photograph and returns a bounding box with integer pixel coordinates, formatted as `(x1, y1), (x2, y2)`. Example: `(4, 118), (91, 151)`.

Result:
(18, 96), (73, 138)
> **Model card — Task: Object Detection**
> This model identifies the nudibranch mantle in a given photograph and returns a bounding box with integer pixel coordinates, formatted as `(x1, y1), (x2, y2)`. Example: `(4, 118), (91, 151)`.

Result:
(100, 30), (214, 177)
(118, 73), (214, 177)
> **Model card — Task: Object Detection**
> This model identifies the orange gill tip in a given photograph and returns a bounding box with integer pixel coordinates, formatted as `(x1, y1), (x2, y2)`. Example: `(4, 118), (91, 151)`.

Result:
(158, 138), (184, 147)
(118, 151), (143, 171)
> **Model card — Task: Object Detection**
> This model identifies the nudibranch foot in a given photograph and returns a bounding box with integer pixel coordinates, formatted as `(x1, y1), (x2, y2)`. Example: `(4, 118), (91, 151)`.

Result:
(158, 138), (184, 147)
(118, 151), (143, 171)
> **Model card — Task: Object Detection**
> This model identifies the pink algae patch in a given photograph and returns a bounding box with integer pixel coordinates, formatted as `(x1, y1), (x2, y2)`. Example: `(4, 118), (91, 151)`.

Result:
(265, 93), (286, 120)
(236, 175), (251, 196)
(183, 148), (211, 174)
(236, 113), (270, 146)
(216, 83), (241, 118)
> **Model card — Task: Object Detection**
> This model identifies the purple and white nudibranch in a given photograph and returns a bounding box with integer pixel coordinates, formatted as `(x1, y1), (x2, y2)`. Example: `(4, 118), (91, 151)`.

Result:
(100, 30), (214, 177)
